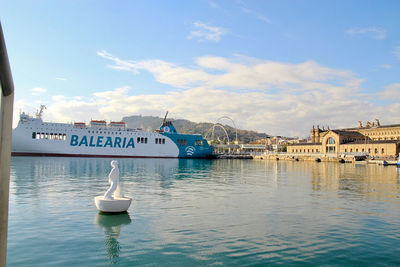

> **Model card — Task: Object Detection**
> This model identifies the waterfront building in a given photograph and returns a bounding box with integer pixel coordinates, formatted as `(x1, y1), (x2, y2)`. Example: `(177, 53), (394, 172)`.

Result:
(287, 120), (400, 158)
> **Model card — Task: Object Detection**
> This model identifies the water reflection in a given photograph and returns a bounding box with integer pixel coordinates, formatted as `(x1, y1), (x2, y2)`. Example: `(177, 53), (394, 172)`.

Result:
(94, 212), (132, 264)
(287, 161), (400, 202)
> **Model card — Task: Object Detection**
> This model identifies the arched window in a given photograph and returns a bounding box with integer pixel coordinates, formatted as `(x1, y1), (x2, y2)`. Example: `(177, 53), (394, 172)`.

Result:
(326, 137), (336, 153)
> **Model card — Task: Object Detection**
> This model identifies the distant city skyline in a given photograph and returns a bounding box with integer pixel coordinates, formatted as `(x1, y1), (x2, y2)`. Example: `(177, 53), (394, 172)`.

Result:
(2, 0), (400, 137)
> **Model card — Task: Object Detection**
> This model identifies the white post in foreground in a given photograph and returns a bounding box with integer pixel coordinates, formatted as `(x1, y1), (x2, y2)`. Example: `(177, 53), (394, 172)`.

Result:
(0, 21), (15, 267)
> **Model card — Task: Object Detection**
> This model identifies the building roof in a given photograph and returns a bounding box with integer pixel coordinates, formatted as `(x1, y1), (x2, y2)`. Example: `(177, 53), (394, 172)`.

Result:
(338, 123), (400, 131)
(343, 140), (399, 145)
(331, 130), (365, 137)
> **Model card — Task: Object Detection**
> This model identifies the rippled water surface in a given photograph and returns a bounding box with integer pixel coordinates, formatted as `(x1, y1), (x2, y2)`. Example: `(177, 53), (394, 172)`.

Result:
(7, 157), (400, 265)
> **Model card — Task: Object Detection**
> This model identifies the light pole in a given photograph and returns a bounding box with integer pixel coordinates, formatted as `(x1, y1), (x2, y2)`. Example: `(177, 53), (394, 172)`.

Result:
(0, 21), (15, 267)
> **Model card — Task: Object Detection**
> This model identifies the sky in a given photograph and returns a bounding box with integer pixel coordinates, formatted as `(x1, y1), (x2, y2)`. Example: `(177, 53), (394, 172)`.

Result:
(1, 0), (400, 137)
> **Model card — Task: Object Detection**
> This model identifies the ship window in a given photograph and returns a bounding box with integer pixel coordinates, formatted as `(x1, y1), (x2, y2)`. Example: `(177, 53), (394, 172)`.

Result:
(382, 148), (384, 154)
(162, 139), (165, 144)
(32, 132), (36, 139)
(140, 137), (144, 143)
(145, 137), (148, 144)
(155, 138), (158, 144)
(184, 140), (187, 145)
(137, 137), (140, 143)
(375, 148), (378, 154)
(63, 134), (66, 140)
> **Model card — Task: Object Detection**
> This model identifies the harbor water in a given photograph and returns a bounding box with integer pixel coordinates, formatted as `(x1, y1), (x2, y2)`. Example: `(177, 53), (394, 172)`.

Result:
(7, 157), (400, 265)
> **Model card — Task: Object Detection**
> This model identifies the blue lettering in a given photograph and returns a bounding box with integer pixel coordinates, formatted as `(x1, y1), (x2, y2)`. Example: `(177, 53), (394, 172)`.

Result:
(79, 136), (88, 147)
(70, 135), (79, 146)
(71, 135), (135, 149)
(96, 136), (104, 147)
(126, 138), (135, 148)
(104, 137), (113, 147)
(89, 136), (96, 147)
(114, 137), (122, 148)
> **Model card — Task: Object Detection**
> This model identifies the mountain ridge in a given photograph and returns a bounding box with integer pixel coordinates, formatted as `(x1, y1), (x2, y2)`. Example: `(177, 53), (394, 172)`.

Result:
(122, 115), (270, 143)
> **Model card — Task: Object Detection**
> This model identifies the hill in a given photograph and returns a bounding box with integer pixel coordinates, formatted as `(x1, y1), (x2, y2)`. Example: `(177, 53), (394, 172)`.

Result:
(122, 115), (270, 143)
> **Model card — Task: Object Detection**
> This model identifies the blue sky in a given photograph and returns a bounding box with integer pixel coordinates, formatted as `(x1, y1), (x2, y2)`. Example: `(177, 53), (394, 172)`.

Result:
(2, 0), (400, 136)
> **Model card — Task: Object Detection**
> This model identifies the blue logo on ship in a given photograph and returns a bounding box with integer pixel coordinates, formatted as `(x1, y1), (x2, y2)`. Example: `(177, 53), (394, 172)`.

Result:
(70, 135), (135, 148)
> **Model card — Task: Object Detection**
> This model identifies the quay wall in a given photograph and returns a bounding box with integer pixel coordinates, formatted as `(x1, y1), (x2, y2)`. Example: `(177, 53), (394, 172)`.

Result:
(252, 153), (397, 164)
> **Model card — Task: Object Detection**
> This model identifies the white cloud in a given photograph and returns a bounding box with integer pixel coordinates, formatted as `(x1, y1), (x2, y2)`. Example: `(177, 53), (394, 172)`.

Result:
(237, 1), (271, 24)
(55, 77), (67, 81)
(188, 22), (226, 42)
(94, 52), (400, 136)
(31, 87), (47, 93)
(14, 52), (399, 137)
(345, 26), (386, 40)
(98, 51), (361, 94)
(377, 64), (392, 69)
(16, 84), (398, 137)
(393, 46), (400, 60)
(31, 87), (47, 95)
(379, 83), (400, 100)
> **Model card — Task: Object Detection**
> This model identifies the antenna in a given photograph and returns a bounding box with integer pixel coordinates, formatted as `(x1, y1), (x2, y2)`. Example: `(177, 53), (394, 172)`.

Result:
(162, 111), (168, 124)
(36, 105), (47, 119)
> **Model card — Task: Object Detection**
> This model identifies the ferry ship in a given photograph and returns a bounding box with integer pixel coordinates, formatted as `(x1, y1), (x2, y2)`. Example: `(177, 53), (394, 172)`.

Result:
(12, 107), (213, 158)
